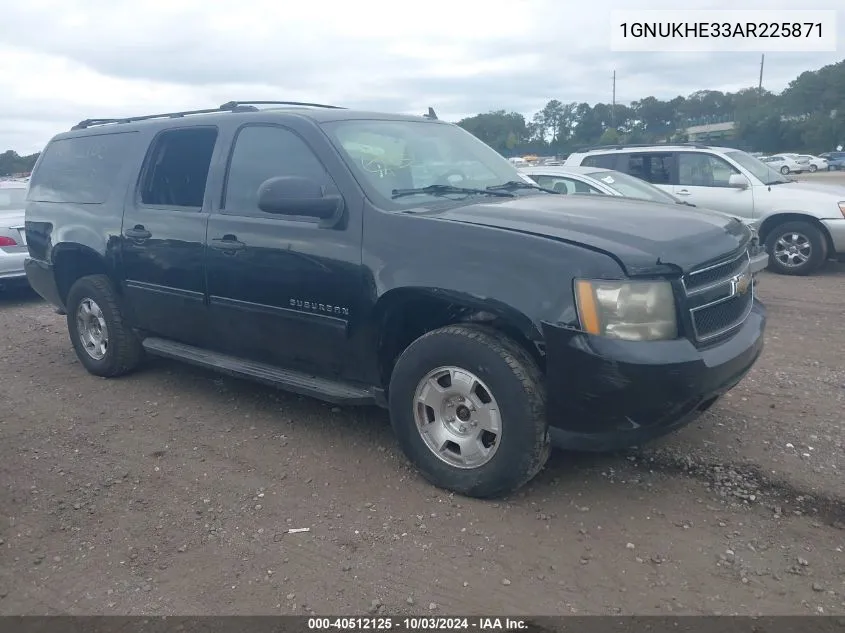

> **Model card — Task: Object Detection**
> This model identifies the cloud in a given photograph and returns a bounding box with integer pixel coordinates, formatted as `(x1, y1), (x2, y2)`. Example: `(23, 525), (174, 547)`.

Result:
(0, 0), (842, 153)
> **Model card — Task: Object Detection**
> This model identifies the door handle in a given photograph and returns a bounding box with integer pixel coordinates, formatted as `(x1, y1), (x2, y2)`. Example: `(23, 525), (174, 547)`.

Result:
(676, 189), (691, 196)
(124, 225), (152, 239)
(211, 235), (245, 252)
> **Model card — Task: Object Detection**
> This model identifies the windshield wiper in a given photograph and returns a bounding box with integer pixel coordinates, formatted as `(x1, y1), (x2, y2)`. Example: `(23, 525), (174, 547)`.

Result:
(486, 180), (559, 194)
(764, 180), (790, 185)
(391, 184), (514, 199)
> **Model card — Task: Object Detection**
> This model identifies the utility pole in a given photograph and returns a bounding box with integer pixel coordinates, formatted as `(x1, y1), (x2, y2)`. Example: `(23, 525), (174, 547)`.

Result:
(611, 70), (616, 128)
(758, 54), (765, 94)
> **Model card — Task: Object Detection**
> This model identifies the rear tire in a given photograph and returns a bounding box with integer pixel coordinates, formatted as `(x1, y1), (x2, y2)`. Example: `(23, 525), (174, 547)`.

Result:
(764, 221), (826, 276)
(809, 164), (818, 173)
(780, 166), (790, 175)
(388, 324), (550, 498)
(66, 274), (144, 377)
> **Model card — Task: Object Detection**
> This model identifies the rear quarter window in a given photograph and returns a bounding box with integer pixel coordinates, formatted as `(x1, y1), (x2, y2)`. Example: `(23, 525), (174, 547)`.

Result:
(28, 132), (137, 204)
(581, 154), (618, 169)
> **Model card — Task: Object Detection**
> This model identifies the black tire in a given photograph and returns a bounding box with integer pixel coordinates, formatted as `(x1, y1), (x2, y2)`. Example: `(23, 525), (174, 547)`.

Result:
(809, 164), (818, 173)
(388, 324), (550, 498)
(780, 166), (790, 175)
(764, 221), (827, 276)
(66, 274), (144, 377)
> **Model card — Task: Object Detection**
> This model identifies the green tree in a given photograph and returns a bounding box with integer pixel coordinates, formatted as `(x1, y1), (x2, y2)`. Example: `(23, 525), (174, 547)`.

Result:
(0, 150), (39, 177)
(598, 128), (620, 145)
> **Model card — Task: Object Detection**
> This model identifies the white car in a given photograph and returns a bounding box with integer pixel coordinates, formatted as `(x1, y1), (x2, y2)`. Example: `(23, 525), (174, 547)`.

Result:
(760, 154), (807, 175)
(0, 178), (29, 290)
(564, 144), (845, 275)
(794, 154), (829, 172)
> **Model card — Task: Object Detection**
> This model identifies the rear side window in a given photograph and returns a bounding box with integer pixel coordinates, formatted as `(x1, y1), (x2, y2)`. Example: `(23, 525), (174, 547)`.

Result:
(27, 132), (136, 204)
(581, 154), (617, 169)
(139, 127), (218, 208)
(622, 153), (674, 185)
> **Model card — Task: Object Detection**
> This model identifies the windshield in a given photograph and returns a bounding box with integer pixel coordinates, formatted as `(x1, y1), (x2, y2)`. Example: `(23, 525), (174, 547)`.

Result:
(584, 170), (679, 203)
(725, 150), (788, 185)
(320, 120), (527, 207)
(0, 186), (27, 210)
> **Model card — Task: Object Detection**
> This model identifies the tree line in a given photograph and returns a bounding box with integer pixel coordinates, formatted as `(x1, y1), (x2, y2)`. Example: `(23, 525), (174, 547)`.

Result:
(0, 150), (39, 177)
(457, 59), (845, 156)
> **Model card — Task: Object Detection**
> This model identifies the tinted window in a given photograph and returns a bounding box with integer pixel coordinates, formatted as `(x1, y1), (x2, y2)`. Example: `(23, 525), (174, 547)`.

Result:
(28, 132), (136, 204)
(533, 174), (601, 195)
(623, 153), (673, 185)
(139, 127), (217, 208)
(581, 154), (617, 169)
(678, 153), (740, 187)
(223, 125), (336, 216)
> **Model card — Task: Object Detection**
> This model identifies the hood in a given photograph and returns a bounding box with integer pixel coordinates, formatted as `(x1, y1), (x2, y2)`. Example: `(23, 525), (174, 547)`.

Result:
(764, 181), (845, 217)
(431, 194), (749, 275)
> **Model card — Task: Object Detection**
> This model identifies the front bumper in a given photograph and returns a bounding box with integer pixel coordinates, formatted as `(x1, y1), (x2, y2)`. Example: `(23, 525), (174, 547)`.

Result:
(748, 246), (769, 274)
(821, 218), (845, 255)
(542, 300), (766, 452)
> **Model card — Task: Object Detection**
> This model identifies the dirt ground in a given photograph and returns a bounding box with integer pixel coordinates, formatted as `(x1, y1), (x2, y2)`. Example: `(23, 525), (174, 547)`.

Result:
(1, 185), (844, 616)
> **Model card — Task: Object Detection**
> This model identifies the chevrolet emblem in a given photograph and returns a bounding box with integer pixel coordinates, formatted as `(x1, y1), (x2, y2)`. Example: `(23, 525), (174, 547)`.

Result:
(732, 271), (751, 296)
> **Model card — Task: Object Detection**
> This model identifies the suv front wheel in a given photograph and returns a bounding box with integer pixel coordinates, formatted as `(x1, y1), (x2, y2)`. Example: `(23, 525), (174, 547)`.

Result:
(388, 324), (550, 498)
(66, 274), (144, 377)
(765, 221), (827, 276)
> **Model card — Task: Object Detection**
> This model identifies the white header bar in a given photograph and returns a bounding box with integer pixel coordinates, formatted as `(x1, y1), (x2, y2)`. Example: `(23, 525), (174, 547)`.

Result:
(610, 10), (838, 52)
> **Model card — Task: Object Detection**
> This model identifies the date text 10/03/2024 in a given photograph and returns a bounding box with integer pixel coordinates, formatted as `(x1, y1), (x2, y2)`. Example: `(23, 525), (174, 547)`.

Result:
(307, 617), (529, 630)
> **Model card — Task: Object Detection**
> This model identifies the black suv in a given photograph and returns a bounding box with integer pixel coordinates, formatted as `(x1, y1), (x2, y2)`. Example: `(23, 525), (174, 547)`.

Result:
(24, 101), (767, 498)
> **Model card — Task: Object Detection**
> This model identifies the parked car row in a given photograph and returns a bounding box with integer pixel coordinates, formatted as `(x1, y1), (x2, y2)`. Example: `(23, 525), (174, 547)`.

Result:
(561, 143), (845, 276)
(758, 152), (845, 174)
(820, 151), (845, 171)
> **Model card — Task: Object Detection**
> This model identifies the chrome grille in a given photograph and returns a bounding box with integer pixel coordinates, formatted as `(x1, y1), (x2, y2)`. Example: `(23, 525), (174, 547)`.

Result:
(682, 250), (754, 343)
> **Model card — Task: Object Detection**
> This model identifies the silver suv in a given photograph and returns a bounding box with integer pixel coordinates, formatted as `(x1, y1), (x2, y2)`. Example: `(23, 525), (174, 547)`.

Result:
(565, 144), (845, 276)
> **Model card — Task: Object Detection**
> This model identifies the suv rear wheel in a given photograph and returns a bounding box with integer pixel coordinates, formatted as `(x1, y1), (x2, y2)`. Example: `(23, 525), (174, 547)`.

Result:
(388, 324), (550, 498)
(780, 166), (790, 175)
(66, 274), (144, 377)
(765, 221), (826, 276)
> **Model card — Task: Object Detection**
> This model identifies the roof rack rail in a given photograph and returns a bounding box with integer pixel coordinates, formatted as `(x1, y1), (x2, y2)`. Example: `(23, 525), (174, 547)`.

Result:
(218, 100), (346, 110)
(70, 103), (260, 131)
(70, 99), (346, 131)
(580, 142), (711, 152)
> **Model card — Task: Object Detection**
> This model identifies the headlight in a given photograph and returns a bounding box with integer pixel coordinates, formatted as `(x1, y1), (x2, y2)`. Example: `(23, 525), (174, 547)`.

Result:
(574, 279), (678, 342)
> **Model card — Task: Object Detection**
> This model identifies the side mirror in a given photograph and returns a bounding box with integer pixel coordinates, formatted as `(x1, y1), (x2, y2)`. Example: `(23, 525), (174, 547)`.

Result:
(257, 176), (344, 221)
(728, 174), (749, 189)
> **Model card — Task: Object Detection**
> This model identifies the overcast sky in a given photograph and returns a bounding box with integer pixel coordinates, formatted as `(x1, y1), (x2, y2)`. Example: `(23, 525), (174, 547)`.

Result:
(1, 0), (842, 154)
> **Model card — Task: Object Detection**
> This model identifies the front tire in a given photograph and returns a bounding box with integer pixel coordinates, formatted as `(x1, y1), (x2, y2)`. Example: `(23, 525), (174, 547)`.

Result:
(388, 324), (550, 498)
(66, 274), (144, 377)
(765, 221), (826, 276)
